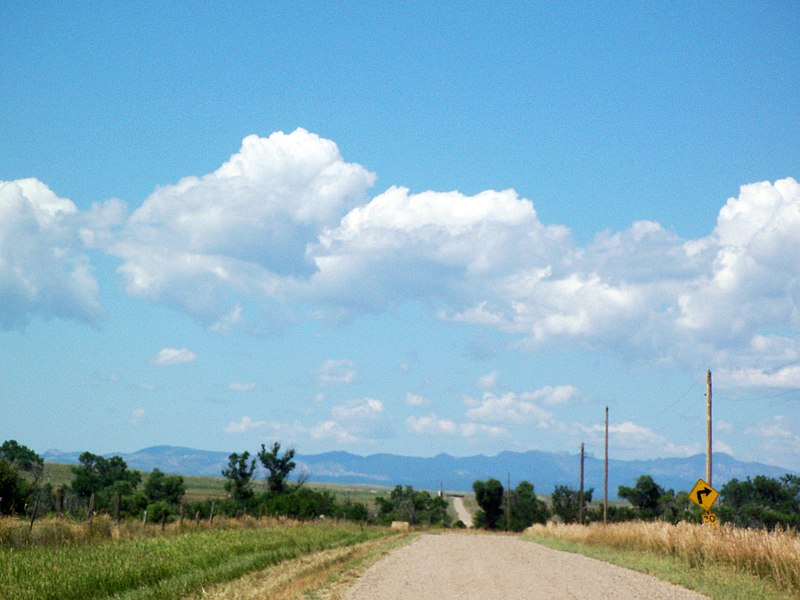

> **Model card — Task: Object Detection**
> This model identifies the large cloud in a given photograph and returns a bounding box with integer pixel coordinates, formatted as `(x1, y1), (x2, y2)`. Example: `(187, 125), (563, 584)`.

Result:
(308, 186), (571, 310)
(0, 178), (102, 329)
(109, 131), (799, 374)
(444, 178), (800, 369)
(676, 178), (800, 342)
(9, 128), (797, 382)
(111, 128), (376, 323)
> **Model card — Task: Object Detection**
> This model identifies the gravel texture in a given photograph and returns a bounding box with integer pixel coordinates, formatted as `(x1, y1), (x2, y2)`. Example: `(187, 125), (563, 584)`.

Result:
(345, 533), (709, 600)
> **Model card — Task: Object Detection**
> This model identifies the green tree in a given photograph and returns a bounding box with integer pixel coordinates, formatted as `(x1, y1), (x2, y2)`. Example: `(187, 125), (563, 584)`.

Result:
(0, 458), (31, 515)
(660, 489), (695, 524)
(473, 478), (504, 530)
(0, 440), (44, 515)
(70, 452), (141, 514)
(263, 487), (336, 520)
(257, 442), (296, 494)
(718, 474), (800, 529)
(375, 485), (450, 526)
(508, 481), (549, 531)
(144, 468), (185, 506)
(222, 451), (257, 503)
(551, 485), (593, 524)
(0, 440), (44, 480)
(618, 475), (668, 519)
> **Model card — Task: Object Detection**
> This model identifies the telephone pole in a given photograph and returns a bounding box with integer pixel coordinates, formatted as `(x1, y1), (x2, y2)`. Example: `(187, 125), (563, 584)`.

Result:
(604, 406), (608, 525)
(706, 370), (712, 486)
(506, 473), (511, 532)
(579, 442), (585, 525)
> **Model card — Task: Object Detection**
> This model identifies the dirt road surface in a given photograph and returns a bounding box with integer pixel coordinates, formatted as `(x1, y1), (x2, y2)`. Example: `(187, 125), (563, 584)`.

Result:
(345, 534), (709, 600)
(451, 496), (473, 528)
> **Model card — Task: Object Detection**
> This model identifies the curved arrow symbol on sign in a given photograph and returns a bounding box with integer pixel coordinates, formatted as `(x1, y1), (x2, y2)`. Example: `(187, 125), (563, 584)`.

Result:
(696, 487), (712, 505)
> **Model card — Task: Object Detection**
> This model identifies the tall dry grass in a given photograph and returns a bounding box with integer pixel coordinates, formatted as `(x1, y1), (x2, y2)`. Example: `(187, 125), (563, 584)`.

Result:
(0, 513), (282, 549)
(527, 521), (800, 595)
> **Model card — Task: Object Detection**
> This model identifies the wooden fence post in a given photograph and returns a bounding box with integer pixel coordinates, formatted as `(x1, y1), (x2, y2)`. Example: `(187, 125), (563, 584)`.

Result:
(55, 487), (63, 518)
(179, 503), (185, 528)
(114, 493), (121, 525)
(142, 509), (148, 526)
(208, 500), (216, 526)
(28, 491), (41, 531)
(87, 493), (95, 525)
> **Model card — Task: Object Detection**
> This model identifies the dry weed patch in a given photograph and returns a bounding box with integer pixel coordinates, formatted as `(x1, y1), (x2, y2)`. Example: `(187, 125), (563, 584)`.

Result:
(525, 521), (800, 598)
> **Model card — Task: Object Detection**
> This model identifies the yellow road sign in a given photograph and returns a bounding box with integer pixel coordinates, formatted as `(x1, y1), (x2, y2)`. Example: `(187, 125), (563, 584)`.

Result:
(701, 513), (719, 526)
(689, 478), (719, 511)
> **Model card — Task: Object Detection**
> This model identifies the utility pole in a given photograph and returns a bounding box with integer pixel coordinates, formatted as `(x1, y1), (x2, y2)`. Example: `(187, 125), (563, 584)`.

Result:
(506, 473), (511, 532)
(706, 370), (713, 486)
(604, 406), (609, 525)
(579, 442), (585, 525)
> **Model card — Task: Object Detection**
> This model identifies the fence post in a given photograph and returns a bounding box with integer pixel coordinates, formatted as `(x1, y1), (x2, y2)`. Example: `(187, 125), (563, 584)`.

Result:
(195, 510), (201, 527)
(179, 503), (185, 528)
(209, 500), (216, 526)
(55, 487), (63, 518)
(142, 509), (148, 526)
(28, 491), (41, 531)
(114, 493), (121, 525)
(87, 493), (95, 525)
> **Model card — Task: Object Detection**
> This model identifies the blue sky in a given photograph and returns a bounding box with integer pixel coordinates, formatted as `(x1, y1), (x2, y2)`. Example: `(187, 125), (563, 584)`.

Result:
(2, 2), (799, 473)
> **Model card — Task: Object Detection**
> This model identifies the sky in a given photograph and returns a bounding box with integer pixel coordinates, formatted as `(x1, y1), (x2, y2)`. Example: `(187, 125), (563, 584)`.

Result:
(2, 2), (799, 473)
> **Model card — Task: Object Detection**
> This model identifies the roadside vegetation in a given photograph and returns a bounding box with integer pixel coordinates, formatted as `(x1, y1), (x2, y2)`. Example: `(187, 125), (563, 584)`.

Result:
(524, 521), (800, 599)
(4, 437), (800, 598)
(0, 517), (402, 600)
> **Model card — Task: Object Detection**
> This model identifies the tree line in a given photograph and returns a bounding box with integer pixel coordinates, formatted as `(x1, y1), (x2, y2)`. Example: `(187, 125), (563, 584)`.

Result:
(469, 472), (800, 531)
(2, 439), (798, 530)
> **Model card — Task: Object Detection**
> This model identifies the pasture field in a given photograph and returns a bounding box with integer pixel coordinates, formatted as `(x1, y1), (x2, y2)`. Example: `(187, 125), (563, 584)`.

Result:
(524, 521), (800, 600)
(42, 462), (465, 510)
(0, 516), (404, 600)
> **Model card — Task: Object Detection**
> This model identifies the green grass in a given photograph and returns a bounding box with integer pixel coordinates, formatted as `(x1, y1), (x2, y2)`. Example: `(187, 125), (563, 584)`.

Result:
(0, 520), (397, 600)
(42, 462), (75, 489)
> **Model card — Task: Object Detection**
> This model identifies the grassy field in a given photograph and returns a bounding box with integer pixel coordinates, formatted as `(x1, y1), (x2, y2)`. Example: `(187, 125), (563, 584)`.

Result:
(0, 516), (405, 600)
(42, 462), (464, 511)
(523, 521), (800, 600)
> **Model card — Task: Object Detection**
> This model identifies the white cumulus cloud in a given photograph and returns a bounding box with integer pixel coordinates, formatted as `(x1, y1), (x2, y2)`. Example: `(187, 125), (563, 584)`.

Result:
(153, 347), (197, 365)
(465, 391), (555, 427)
(224, 415), (268, 434)
(0, 178), (103, 329)
(407, 414), (458, 435)
(580, 420), (700, 459)
(11, 129), (798, 389)
(111, 128), (375, 325)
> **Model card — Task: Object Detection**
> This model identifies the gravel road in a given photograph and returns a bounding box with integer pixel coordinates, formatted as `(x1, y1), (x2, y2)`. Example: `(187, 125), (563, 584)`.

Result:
(451, 497), (473, 528)
(345, 533), (709, 600)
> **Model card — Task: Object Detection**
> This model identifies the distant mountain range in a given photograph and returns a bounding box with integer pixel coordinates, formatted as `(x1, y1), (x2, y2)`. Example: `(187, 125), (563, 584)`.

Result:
(43, 445), (795, 498)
